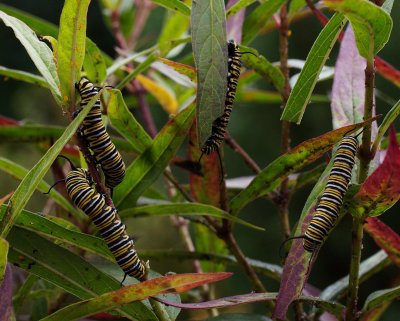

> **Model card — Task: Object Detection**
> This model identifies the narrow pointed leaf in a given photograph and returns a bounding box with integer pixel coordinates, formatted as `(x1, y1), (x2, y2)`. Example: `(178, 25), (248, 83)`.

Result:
(0, 10), (61, 104)
(118, 203), (264, 231)
(42, 273), (231, 321)
(365, 217), (400, 267)
(147, 0), (190, 16)
(242, 0), (286, 45)
(0, 205), (111, 261)
(83, 39), (107, 84)
(226, 0), (258, 19)
(0, 157), (83, 220)
(0, 264), (13, 321)
(113, 104), (195, 209)
(230, 119), (376, 216)
(362, 285), (400, 317)
(57, 0), (91, 104)
(0, 92), (98, 238)
(136, 74), (178, 114)
(239, 45), (284, 92)
(324, 0), (392, 58)
(0, 66), (47, 87)
(281, 14), (346, 124)
(373, 99), (400, 153)
(191, 0), (227, 146)
(320, 250), (390, 301)
(7, 227), (158, 320)
(156, 293), (345, 317)
(107, 89), (152, 154)
(348, 127), (400, 218)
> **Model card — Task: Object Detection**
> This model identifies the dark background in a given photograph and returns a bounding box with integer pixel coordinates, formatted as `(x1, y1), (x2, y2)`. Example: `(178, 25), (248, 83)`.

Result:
(0, 0), (399, 319)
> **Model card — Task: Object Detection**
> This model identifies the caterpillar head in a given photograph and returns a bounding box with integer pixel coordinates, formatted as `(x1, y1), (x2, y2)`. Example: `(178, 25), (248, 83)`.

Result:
(227, 40), (239, 56)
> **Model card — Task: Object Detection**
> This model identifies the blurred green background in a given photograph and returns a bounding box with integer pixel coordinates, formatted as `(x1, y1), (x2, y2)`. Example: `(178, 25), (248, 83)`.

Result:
(0, 0), (400, 319)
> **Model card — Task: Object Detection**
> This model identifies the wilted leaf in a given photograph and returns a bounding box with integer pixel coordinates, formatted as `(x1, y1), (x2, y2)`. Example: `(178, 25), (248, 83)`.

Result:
(136, 74), (178, 114)
(281, 13), (346, 124)
(348, 126), (400, 218)
(42, 273), (232, 321)
(230, 119), (377, 216)
(156, 292), (345, 317)
(191, 0), (227, 146)
(158, 58), (196, 83)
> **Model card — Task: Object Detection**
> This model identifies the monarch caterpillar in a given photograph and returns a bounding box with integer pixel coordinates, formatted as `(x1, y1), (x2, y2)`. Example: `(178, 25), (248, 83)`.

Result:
(199, 40), (242, 162)
(46, 158), (146, 281)
(281, 134), (359, 270)
(75, 77), (125, 189)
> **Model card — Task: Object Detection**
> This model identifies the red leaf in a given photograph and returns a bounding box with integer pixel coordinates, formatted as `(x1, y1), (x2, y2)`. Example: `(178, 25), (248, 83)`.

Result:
(365, 217), (400, 267)
(376, 57), (400, 88)
(351, 126), (400, 218)
(0, 116), (19, 126)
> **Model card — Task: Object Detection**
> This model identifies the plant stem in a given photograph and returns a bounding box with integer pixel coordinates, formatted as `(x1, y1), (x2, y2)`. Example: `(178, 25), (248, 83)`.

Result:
(346, 24), (376, 321)
(278, 3), (292, 242)
(345, 217), (364, 321)
(359, 56), (375, 182)
(149, 298), (172, 321)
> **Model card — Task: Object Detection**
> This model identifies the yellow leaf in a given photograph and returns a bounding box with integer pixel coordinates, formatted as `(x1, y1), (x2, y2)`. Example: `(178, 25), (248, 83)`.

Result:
(136, 74), (178, 114)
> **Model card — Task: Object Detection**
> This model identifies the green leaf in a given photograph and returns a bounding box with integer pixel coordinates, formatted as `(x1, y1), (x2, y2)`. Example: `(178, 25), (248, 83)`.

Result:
(107, 89), (153, 154)
(113, 104), (195, 209)
(146, 0), (190, 16)
(226, 0), (258, 19)
(0, 238), (8, 283)
(319, 250), (390, 301)
(361, 285), (400, 317)
(158, 6), (190, 54)
(324, 0), (392, 58)
(83, 39), (107, 84)
(0, 91), (99, 238)
(239, 45), (285, 92)
(229, 120), (375, 216)
(0, 205), (111, 261)
(57, 0), (91, 104)
(281, 14), (346, 124)
(191, 0), (227, 146)
(0, 10), (61, 104)
(119, 203), (264, 231)
(372, 99), (400, 153)
(242, 0), (286, 45)
(0, 66), (47, 88)
(42, 272), (231, 321)
(289, 0), (306, 15)
(0, 157), (83, 220)
(7, 227), (158, 320)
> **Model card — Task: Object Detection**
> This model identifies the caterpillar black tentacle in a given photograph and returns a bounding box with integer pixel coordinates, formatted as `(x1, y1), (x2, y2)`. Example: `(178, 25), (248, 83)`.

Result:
(75, 77), (126, 189)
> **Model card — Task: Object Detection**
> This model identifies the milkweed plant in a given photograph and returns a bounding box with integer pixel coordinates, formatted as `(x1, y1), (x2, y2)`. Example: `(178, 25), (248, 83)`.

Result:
(0, 0), (399, 320)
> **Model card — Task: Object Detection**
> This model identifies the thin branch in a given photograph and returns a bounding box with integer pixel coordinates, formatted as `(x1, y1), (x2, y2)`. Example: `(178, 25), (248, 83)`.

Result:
(225, 133), (261, 174)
